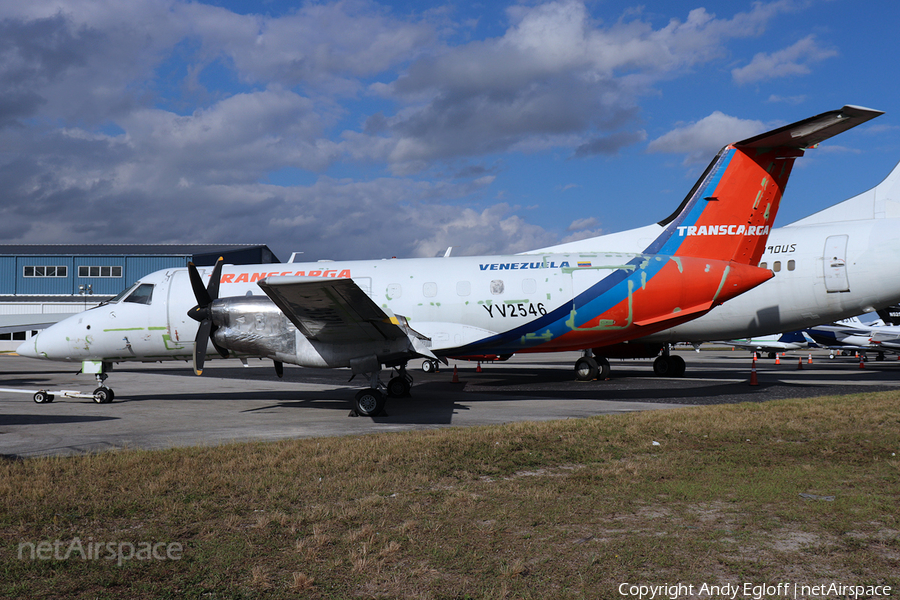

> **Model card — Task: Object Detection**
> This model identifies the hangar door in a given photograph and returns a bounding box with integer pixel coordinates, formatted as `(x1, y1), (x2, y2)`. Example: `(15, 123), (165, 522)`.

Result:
(823, 235), (850, 293)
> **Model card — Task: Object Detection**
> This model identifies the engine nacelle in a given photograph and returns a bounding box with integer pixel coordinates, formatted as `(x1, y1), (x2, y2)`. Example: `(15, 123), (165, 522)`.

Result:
(210, 296), (296, 358)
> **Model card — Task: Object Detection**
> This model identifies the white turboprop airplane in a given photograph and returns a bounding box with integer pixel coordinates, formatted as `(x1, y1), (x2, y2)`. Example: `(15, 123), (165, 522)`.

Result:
(15, 106), (880, 415)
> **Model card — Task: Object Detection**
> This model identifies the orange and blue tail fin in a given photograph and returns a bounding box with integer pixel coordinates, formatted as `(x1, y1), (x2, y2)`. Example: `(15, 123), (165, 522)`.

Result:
(647, 105), (883, 265)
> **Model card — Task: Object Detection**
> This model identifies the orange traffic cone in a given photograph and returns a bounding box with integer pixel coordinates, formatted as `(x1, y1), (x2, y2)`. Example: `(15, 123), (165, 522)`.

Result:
(452, 365), (459, 382)
(775, 355), (780, 365)
(797, 357), (803, 370)
(476, 361), (482, 373)
(859, 357), (866, 369)
(749, 357), (759, 386)
(807, 353), (813, 364)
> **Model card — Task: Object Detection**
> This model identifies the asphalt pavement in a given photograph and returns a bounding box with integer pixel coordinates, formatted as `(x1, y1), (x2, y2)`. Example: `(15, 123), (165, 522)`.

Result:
(1, 349), (897, 458)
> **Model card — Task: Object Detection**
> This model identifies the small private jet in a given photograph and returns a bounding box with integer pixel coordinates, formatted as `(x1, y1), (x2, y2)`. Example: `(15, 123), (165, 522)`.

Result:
(717, 331), (810, 358)
(16, 105), (881, 415)
(804, 316), (900, 360)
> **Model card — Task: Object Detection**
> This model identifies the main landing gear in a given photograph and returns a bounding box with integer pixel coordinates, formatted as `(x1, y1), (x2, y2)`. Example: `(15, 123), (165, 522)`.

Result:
(351, 365), (414, 417)
(574, 345), (686, 380)
(574, 350), (610, 381)
(652, 349), (686, 377)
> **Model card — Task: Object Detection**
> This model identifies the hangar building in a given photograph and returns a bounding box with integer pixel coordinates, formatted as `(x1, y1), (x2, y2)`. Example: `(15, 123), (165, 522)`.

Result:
(0, 244), (279, 350)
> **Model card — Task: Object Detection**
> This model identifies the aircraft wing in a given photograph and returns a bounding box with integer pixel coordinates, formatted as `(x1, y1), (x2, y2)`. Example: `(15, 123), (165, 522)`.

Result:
(717, 332), (807, 353)
(869, 330), (900, 349)
(0, 313), (74, 335)
(719, 339), (804, 352)
(256, 276), (432, 349)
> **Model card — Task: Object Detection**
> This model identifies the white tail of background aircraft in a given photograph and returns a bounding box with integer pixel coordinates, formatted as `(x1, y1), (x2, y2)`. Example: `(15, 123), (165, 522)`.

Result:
(17, 106), (882, 414)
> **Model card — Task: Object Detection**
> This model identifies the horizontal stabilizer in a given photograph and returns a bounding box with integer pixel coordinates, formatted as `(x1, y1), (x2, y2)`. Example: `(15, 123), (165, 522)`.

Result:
(736, 105), (883, 149)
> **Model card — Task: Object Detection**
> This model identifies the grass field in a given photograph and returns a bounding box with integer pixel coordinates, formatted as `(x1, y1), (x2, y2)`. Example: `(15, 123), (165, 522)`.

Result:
(1, 391), (898, 599)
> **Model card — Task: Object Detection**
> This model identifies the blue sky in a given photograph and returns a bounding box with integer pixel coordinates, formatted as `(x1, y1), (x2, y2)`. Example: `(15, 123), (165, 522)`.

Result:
(1, 0), (898, 262)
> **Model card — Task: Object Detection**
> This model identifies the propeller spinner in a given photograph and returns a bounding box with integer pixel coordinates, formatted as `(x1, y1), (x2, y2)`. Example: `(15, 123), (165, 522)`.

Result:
(186, 257), (228, 375)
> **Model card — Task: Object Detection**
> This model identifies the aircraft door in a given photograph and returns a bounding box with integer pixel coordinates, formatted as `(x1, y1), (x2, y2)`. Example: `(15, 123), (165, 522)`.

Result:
(823, 234), (850, 293)
(165, 269), (194, 353)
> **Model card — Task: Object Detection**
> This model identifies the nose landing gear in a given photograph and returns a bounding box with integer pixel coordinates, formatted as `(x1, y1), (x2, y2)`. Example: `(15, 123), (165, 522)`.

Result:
(91, 372), (114, 403)
(84, 361), (115, 403)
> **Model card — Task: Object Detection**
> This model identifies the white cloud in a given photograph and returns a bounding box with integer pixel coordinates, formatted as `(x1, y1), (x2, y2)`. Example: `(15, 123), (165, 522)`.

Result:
(362, 0), (797, 167)
(182, 0), (435, 92)
(732, 34), (837, 84)
(567, 217), (598, 231)
(0, 1), (825, 258)
(647, 111), (767, 163)
(767, 94), (806, 105)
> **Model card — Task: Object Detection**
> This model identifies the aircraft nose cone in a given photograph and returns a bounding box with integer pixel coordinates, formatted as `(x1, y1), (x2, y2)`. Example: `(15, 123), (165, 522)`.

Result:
(16, 335), (40, 358)
(16, 324), (72, 360)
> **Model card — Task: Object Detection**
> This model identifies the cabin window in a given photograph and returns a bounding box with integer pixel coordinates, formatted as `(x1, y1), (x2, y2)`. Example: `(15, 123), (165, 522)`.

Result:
(456, 281), (471, 296)
(423, 282), (437, 297)
(522, 278), (536, 294)
(787, 260), (796, 271)
(124, 283), (154, 305)
(772, 261), (781, 272)
(759, 262), (767, 269)
(387, 283), (402, 299)
(490, 280), (504, 295)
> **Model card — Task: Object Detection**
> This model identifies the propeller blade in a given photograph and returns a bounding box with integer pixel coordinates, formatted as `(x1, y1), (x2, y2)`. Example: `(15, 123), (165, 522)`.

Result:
(207, 257), (224, 302)
(193, 318), (211, 376)
(274, 360), (284, 378)
(188, 257), (228, 373)
(187, 262), (212, 307)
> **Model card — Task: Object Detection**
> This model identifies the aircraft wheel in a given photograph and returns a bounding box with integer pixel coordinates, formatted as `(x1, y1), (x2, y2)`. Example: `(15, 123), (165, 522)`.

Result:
(653, 355), (674, 376)
(669, 355), (686, 377)
(387, 376), (410, 398)
(767, 352), (776, 359)
(354, 388), (385, 417)
(574, 357), (599, 381)
(596, 356), (611, 380)
(33, 391), (53, 404)
(422, 360), (437, 373)
(93, 387), (114, 404)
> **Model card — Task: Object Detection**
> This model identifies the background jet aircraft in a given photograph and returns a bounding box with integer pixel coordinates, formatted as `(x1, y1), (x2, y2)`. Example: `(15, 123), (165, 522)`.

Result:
(804, 315), (900, 360)
(17, 106), (875, 415)
(718, 331), (810, 358)
(533, 106), (900, 376)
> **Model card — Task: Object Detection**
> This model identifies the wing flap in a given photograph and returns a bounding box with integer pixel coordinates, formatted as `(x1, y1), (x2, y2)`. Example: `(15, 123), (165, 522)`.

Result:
(257, 276), (408, 345)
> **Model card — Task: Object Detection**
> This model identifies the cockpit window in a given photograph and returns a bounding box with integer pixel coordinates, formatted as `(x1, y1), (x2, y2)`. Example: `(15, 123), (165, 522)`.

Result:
(123, 283), (154, 305)
(100, 283), (140, 306)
